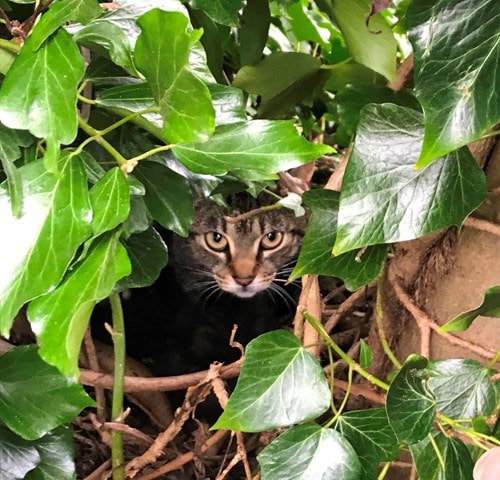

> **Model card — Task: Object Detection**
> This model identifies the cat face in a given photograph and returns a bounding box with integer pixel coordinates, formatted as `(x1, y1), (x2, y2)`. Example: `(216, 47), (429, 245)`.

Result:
(171, 194), (306, 299)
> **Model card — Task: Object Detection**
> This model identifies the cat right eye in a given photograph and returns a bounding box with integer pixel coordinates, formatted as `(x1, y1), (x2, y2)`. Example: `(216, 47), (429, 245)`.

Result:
(204, 232), (229, 251)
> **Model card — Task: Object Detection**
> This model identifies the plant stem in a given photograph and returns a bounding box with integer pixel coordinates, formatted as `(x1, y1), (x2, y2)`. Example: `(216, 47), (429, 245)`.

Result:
(428, 433), (445, 470)
(487, 351), (500, 369)
(0, 38), (20, 54)
(324, 365), (353, 428)
(126, 143), (173, 164)
(76, 116), (127, 166)
(376, 267), (402, 369)
(109, 293), (126, 480)
(438, 413), (500, 447)
(303, 310), (390, 391)
(377, 461), (391, 480)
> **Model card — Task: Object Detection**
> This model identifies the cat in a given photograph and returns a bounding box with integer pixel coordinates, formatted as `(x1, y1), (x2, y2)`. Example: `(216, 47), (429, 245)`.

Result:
(119, 191), (307, 377)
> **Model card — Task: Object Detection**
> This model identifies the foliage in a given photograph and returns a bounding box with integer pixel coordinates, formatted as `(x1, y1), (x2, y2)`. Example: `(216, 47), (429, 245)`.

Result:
(0, 0), (498, 479)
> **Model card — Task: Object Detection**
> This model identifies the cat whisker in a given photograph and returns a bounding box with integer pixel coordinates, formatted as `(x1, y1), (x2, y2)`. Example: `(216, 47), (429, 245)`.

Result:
(268, 283), (297, 312)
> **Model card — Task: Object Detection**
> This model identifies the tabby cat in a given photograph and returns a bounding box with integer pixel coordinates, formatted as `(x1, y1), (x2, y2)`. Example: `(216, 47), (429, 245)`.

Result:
(106, 192), (306, 377)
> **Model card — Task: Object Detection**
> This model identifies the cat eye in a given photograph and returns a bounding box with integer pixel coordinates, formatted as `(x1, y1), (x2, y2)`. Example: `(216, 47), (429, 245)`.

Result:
(260, 231), (284, 250)
(205, 232), (229, 251)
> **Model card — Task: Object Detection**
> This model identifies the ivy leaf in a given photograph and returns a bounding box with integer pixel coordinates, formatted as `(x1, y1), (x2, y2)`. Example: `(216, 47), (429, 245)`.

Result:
(123, 195), (151, 237)
(212, 330), (330, 432)
(73, 21), (137, 74)
(239, 0), (270, 66)
(258, 424), (361, 480)
(233, 52), (330, 118)
(0, 30), (84, 174)
(172, 120), (333, 178)
(427, 359), (497, 419)
(0, 155), (92, 336)
(132, 161), (194, 236)
(291, 189), (387, 291)
(0, 425), (40, 480)
(89, 167), (130, 236)
(287, 1), (334, 53)
(190, 0), (244, 26)
(409, 433), (474, 480)
(329, 0), (396, 81)
(332, 84), (420, 138)
(359, 340), (373, 369)
(28, 231), (131, 377)
(24, 427), (75, 480)
(0, 346), (94, 440)
(116, 227), (168, 290)
(386, 355), (436, 444)
(208, 84), (247, 126)
(333, 104), (487, 256)
(0, 124), (34, 216)
(135, 9), (215, 143)
(407, 0), (500, 167)
(440, 285), (500, 332)
(335, 408), (399, 479)
(29, 0), (103, 51)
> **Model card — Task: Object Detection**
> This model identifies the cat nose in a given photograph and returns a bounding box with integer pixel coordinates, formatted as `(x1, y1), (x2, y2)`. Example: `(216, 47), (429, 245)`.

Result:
(234, 276), (255, 287)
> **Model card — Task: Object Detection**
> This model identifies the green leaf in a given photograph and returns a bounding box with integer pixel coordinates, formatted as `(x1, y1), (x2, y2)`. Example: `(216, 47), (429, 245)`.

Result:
(286, 1), (333, 53)
(427, 359), (497, 420)
(89, 167), (130, 236)
(0, 425), (40, 480)
(386, 354), (436, 444)
(190, 0), (244, 26)
(335, 408), (399, 479)
(332, 84), (420, 138)
(258, 424), (361, 480)
(324, 62), (385, 92)
(132, 161), (194, 236)
(29, 0), (102, 51)
(0, 125), (34, 216)
(208, 84), (247, 126)
(0, 155), (92, 336)
(291, 189), (387, 291)
(329, 0), (396, 81)
(212, 330), (331, 432)
(0, 45), (16, 74)
(116, 227), (168, 290)
(359, 339), (373, 369)
(239, 0), (270, 66)
(0, 346), (94, 440)
(73, 21), (137, 74)
(440, 285), (500, 332)
(407, 0), (500, 167)
(233, 52), (330, 118)
(24, 427), (75, 480)
(0, 30), (84, 174)
(135, 9), (215, 143)
(333, 104), (487, 256)
(410, 433), (474, 480)
(28, 231), (131, 377)
(123, 195), (151, 237)
(172, 120), (333, 178)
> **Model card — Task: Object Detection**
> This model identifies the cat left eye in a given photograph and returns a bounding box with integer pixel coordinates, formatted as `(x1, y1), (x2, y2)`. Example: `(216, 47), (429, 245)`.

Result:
(205, 232), (229, 251)
(261, 231), (284, 250)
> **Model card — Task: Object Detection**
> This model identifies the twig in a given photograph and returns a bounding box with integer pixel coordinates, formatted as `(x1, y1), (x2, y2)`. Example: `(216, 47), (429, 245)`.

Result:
(83, 459), (112, 480)
(324, 285), (375, 334)
(126, 365), (221, 478)
(80, 359), (243, 392)
(83, 328), (106, 422)
(136, 429), (229, 480)
(390, 274), (497, 360)
(102, 422), (154, 447)
(236, 432), (253, 480)
(323, 370), (386, 404)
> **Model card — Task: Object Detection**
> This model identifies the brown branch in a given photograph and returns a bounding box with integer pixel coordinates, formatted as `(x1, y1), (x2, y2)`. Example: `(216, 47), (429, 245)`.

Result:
(390, 274), (497, 360)
(136, 429), (229, 480)
(80, 358), (242, 392)
(125, 365), (221, 478)
(324, 286), (375, 334)
(324, 371), (386, 405)
(82, 328), (106, 422)
(83, 459), (112, 480)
